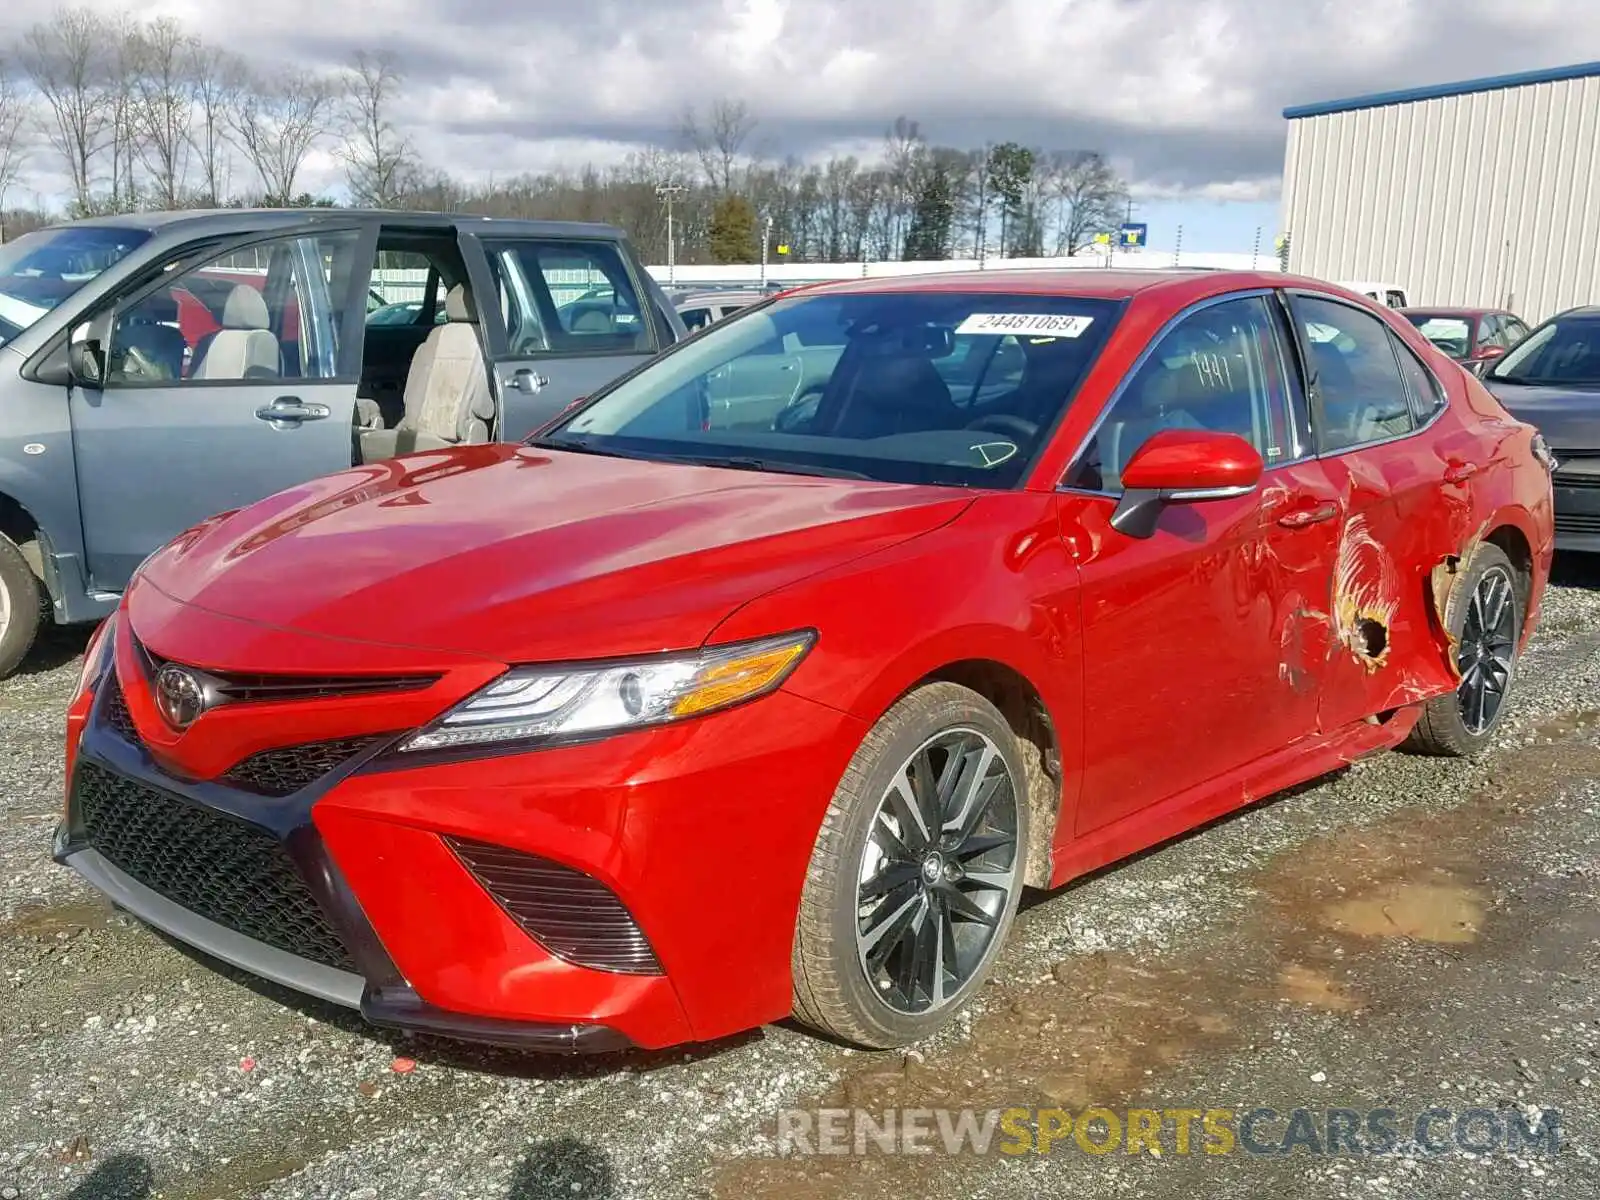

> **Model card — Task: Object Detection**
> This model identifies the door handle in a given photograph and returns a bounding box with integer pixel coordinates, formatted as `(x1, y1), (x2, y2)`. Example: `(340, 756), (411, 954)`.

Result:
(1277, 501), (1340, 528)
(254, 397), (331, 426)
(1443, 461), (1481, 485)
(509, 369), (549, 394)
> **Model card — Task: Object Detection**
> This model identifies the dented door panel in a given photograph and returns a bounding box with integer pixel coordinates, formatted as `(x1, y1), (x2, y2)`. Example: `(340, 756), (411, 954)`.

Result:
(1064, 471), (1332, 836)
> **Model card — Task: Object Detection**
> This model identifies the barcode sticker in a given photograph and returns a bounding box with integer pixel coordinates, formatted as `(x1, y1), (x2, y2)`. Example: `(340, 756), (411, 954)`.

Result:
(954, 313), (1095, 338)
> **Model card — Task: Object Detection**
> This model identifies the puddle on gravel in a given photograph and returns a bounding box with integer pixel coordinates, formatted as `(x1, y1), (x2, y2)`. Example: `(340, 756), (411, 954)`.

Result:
(714, 713), (1600, 1199)
(0, 899), (116, 940)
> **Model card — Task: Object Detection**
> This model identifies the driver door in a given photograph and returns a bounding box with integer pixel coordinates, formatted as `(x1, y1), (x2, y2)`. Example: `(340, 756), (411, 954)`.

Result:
(68, 226), (367, 591)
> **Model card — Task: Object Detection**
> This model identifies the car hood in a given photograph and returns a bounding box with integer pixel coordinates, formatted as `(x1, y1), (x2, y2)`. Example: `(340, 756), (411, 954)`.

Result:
(139, 444), (972, 661)
(1486, 382), (1600, 450)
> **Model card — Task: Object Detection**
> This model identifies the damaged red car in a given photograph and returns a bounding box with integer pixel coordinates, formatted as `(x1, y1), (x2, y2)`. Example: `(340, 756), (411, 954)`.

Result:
(58, 270), (1555, 1052)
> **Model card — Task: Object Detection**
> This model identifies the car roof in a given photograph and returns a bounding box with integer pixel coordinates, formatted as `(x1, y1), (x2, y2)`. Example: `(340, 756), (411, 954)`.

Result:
(793, 268), (1327, 302)
(51, 208), (628, 241)
(674, 289), (770, 305)
(1397, 306), (1498, 317)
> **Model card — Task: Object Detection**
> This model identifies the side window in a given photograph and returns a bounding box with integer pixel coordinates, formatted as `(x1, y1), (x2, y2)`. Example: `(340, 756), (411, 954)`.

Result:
(680, 307), (712, 331)
(1067, 295), (1296, 492)
(104, 232), (358, 387)
(1385, 290), (1408, 309)
(1393, 336), (1446, 421)
(1478, 315), (1506, 349)
(1503, 317), (1530, 345)
(483, 239), (652, 357)
(1293, 296), (1415, 453)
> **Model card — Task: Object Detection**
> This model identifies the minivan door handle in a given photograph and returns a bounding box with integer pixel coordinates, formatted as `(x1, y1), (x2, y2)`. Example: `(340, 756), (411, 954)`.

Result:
(254, 397), (331, 426)
(509, 369), (549, 394)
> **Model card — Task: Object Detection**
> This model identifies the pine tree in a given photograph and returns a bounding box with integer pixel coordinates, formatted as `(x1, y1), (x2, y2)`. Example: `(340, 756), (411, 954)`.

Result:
(708, 193), (759, 263)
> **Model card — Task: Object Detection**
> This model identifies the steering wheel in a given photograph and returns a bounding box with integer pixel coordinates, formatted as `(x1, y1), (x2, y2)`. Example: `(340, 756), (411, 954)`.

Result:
(965, 413), (1039, 442)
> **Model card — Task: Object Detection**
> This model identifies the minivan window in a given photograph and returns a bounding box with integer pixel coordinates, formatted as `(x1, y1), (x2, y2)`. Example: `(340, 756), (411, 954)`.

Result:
(0, 225), (151, 346)
(545, 291), (1122, 488)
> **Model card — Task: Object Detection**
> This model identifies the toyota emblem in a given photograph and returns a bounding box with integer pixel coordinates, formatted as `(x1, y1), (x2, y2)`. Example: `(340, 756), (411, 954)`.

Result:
(154, 664), (208, 730)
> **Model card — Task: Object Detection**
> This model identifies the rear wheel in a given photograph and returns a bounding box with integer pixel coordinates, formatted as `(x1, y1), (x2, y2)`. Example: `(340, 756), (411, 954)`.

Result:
(1404, 544), (1520, 757)
(791, 683), (1028, 1047)
(0, 533), (42, 680)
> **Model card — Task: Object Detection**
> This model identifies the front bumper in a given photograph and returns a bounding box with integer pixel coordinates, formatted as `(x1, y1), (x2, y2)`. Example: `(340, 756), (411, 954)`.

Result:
(1553, 461), (1600, 552)
(58, 644), (865, 1051)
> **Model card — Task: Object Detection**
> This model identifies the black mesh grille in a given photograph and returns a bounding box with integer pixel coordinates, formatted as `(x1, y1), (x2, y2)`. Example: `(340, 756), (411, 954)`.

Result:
(102, 680), (140, 743)
(222, 736), (390, 797)
(446, 837), (662, 975)
(73, 762), (355, 972)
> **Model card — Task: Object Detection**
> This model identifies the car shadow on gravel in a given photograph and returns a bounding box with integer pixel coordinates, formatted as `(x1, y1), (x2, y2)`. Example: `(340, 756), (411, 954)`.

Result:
(18, 622), (94, 675)
(1551, 550), (1600, 590)
(65, 1153), (154, 1199)
(508, 1138), (615, 1199)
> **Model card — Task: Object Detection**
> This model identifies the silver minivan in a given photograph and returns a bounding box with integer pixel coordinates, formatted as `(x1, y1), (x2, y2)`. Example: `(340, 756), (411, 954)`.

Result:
(0, 209), (685, 676)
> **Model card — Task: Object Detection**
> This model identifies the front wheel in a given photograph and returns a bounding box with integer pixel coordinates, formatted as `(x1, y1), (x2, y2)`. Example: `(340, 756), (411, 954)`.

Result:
(791, 683), (1028, 1047)
(1404, 543), (1521, 756)
(0, 534), (42, 680)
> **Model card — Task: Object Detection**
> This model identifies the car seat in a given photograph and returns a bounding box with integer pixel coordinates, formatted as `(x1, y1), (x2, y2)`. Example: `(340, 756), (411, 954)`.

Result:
(360, 284), (495, 462)
(190, 285), (280, 380)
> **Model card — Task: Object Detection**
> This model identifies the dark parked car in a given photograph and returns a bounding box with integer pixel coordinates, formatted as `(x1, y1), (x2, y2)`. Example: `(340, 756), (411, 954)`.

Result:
(1483, 305), (1600, 551)
(0, 209), (686, 676)
(1399, 307), (1531, 376)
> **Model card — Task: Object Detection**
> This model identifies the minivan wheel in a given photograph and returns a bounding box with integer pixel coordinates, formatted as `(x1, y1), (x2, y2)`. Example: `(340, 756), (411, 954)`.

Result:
(791, 683), (1028, 1048)
(0, 534), (42, 679)
(1404, 543), (1521, 757)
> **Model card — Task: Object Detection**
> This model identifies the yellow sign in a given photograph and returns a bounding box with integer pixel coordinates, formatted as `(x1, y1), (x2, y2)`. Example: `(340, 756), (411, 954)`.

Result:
(1093, 233), (1111, 245)
(777, 244), (790, 255)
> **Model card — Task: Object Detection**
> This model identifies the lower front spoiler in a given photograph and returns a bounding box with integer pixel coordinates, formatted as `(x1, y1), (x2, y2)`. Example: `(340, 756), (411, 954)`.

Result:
(54, 835), (634, 1055)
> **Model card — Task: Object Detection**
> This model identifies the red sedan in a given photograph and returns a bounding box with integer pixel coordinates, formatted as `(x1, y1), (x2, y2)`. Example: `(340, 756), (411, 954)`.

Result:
(57, 271), (1555, 1052)
(1399, 306), (1532, 376)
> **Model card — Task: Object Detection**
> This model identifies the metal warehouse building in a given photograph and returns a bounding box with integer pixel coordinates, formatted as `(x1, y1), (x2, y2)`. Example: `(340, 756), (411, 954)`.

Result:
(1281, 61), (1600, 321)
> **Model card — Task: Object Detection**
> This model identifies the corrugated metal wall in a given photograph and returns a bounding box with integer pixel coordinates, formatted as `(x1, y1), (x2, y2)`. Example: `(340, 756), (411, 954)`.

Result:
(1282, 75), (1600, 322)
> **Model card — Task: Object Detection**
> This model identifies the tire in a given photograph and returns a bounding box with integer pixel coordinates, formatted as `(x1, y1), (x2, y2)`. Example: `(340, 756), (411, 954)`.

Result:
(1403, 543), (1521, 757)
(0, 533), (43, 680)
(791, 682), (1030, 1048)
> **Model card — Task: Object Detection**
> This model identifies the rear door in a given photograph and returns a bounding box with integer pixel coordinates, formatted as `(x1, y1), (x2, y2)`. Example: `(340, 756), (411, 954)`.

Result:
(461, 233), (665, 439)
(1286, 291), (1463, 728)
(68, 224), (370, 591)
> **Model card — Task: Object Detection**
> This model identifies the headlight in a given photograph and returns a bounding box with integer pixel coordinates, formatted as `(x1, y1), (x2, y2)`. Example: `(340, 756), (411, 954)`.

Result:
(398, 630), (816, 754)
(70, 612), (117, 709)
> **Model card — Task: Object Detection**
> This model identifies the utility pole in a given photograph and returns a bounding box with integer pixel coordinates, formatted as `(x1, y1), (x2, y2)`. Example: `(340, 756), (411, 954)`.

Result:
(656, 182), (685, 285)
(760, 214), (773, 287)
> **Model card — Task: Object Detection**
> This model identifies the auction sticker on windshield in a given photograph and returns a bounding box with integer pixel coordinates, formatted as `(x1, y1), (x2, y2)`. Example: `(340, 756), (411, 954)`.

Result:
(955, 313), (1095, 337)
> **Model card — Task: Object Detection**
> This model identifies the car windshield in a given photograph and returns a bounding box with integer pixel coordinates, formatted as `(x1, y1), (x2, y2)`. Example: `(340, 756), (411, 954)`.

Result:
(1404, 313), (1473, 358)
(1488, 314), (1600, 386)
(542, 290), (1123, 488)
(0, 225), (151, 346)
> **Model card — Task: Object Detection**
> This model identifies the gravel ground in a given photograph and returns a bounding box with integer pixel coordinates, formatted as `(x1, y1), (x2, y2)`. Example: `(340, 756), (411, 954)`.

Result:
(3, 563), (1600, 1200)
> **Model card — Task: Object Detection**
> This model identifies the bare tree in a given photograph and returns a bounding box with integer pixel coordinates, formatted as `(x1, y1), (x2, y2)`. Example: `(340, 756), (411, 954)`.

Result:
(130, 17), (197, 209)
(0, 56), (29, 216)
(1051, 151), (1129, 256)
(230, 68), (335, 203)
(681, 98), (755, 194)
(104, 12), (146, 210)
(188, 43), (244, 205)
(339, 51), (414, 207)
(19, 8), (114, 215)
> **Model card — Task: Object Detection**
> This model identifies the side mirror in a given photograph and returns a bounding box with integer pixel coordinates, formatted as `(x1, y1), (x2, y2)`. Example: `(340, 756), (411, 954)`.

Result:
(1111, 429), (1264, 539)
(69, 338), (106, 386)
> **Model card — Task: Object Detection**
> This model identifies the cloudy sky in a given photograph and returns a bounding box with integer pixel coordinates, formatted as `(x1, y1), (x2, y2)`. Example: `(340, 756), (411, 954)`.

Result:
(3, 0), (1599, 251)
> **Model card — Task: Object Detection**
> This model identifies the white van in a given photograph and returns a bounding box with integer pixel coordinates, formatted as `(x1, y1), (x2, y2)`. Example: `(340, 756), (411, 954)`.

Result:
(1337, 280), (1411, 308)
